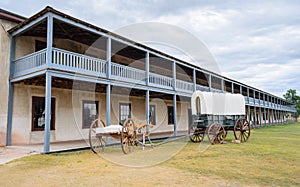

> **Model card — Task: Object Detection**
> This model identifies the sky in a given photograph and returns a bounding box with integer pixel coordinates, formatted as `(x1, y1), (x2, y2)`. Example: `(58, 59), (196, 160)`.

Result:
(1, 0), (299, 98)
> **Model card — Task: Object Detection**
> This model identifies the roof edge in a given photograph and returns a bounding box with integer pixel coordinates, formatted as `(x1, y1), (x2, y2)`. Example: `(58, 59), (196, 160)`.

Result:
(0, 8), (26, 23)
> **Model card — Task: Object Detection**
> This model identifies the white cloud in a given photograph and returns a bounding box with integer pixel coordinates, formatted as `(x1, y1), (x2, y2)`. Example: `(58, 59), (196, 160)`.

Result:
(1, 0), (299, 97)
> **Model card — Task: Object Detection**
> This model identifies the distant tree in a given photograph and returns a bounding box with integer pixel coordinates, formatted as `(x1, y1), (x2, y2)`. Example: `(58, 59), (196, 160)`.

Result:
(283, 89), (300, 118)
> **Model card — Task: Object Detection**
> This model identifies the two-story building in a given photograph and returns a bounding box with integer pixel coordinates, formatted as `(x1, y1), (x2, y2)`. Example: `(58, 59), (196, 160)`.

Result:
(0, 7), (297, 152)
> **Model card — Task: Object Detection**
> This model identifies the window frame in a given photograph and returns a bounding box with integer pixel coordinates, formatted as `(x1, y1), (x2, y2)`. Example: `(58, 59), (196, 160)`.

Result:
(82, 100), (99, 129)
(119, 103), (131, 125)
(31, 96), (55, 131)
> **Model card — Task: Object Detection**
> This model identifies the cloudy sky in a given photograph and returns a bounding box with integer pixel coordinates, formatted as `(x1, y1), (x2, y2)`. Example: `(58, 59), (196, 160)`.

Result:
(1, 0), (299, 98)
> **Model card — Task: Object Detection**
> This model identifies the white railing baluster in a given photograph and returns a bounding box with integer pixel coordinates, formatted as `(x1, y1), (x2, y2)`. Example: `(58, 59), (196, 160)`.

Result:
(110, 62), (145, 82)
(50, 48), (107, 75)
(13, 49), (47, 74)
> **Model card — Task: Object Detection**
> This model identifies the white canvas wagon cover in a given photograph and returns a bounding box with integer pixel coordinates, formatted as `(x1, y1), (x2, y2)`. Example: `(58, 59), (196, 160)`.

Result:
(191, 91), (245, 115)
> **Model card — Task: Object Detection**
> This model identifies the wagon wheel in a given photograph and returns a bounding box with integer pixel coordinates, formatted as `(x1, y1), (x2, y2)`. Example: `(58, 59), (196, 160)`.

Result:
(121, 118), (137, 154)
(89, 119), (106, 154)
(234, 118), (251, 143)
(189, 125), (204, 142)
(207, 122), (226, 145)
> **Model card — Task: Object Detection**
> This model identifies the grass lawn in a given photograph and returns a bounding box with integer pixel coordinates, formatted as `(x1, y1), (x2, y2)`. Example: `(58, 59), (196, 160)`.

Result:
(0, 123), (299, 187)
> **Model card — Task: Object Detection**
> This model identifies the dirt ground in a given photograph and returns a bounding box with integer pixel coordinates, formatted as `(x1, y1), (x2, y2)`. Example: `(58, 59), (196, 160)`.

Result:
(0, 123), (299, 187)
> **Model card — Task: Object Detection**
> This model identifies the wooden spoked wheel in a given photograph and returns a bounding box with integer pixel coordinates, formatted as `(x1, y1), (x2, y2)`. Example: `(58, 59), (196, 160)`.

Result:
(121, 118), (137, 154)
(189, 125), (204, 142)
(89, 119), (106, 154)
(234, 118), (251, 143)
(207, 122), (226, 145)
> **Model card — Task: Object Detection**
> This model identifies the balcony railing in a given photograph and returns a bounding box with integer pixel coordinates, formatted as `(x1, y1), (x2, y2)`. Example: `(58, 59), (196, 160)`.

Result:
(14, 49), (47, 75)
(176, 79), (194, 92)
(52, 48), (106, 76)
(149, 73), (173, 89)
(12, 48), (298, 112)
(111, 62), (145, 83)
(196, 85), (209, 92)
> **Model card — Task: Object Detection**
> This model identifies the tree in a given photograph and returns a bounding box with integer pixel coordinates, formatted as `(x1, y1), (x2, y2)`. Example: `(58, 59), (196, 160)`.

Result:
(283, 89), (300, 118)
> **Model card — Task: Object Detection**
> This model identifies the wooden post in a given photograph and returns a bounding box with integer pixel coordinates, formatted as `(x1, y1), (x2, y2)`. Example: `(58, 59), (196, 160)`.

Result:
(44, 72), (52, 153)
(6, 36), (15, 146)
(106, 37), (111, 79)
(173, 94), (177, 136)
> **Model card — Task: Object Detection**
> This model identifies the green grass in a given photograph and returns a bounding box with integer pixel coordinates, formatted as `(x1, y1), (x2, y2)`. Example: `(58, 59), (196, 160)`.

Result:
(164, 123), (300, 186)
(0, 123), (299, 187)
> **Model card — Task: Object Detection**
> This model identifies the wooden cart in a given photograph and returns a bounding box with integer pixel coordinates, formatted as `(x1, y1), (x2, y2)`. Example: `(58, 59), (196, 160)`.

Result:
(189, 91), (250, 144)
(89, 118), (153, 154)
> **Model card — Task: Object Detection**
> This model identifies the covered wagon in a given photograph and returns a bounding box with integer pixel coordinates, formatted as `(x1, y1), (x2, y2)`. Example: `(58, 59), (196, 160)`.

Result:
(189, 91), (250, 144)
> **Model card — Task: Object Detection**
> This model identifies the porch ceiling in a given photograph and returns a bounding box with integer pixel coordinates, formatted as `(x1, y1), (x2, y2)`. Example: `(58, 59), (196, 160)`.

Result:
(21, 19), (107, 49)
(17, 75), (189, 101)
(20, 76), (107, 93)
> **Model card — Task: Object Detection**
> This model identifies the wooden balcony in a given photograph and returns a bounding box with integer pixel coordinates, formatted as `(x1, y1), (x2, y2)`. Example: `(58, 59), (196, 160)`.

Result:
(11, 47), (298, 113)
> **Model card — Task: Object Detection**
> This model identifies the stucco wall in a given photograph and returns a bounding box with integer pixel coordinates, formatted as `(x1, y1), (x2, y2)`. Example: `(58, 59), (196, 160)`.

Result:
(11, 84), (190, 145)
(0, 19), (18, 146)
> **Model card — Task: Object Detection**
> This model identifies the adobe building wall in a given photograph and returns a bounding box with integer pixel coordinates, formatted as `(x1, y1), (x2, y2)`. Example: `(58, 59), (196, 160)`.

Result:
(0, 19), (18, 146)
(11, 83), (190, 145)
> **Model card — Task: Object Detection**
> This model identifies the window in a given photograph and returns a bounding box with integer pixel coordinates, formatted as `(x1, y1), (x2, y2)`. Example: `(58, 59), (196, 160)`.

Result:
(149, 105), (156, 125)
(32, 97), (55, 131)
(168, 106), (174, 125)
(82, 101), (99, 128)
(119, 103), (131, 125)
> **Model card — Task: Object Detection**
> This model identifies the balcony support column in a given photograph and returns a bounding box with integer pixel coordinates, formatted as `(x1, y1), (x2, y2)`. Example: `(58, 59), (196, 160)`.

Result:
(106, 84), (111, 126)
(173, 62), (176, 90)
(6, 36), (15, 146)
(247, 105), (251, 125)
(105, 84), (111, 145)
(268, 108), (271, 126)
(254, 106), (257, 128)
(106, 37), (111, 79)
(247, 87), (250, 124)
(259, 107), (262, 127)
(259, 93), (262, 127)
(263, 94), (266, 126)
(208, 74), (212, 92)
(146, 90), (150, 135)
(231, 83), (234, 94)
(146, 90), (150, 124)
(146, 52), (150, 86)
(173, 94), (177, 136)
(247, 87), (250, 106)
(46, 14), (53, 67)
(193, 69), (196, 91)
(253, 90), (256, 105)
(44, 72), (52, 153)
